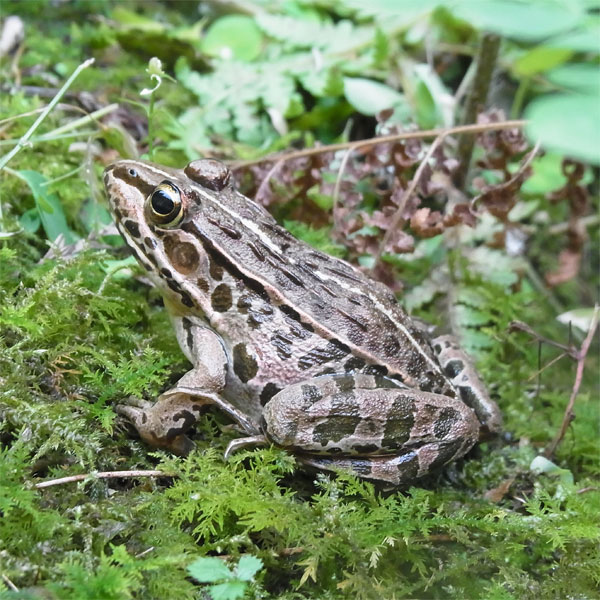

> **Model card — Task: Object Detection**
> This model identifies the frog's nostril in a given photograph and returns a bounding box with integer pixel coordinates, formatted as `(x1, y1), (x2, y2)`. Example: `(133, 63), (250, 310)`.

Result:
(128, 168), (138, 177)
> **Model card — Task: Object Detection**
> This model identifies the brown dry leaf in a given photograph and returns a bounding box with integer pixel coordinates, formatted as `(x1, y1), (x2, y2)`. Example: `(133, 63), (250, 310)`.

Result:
(545, 248), (582, 287)
(410, 207), (444, 237)
(443, 203), (477, 227)
(484, 477), (515, 503)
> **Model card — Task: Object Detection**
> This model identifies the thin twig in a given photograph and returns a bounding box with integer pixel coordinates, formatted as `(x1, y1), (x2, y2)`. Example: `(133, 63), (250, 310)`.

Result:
(34, 469), (173, 489)
(231, 119), (526, 170)
(525, 351), (568, 382)
(545, 304), (600, 458)
(508, 320), (578, 359)
(332, 147), (354, 227)
(549, 214), (600, 235)
(254, 158), (284, 202)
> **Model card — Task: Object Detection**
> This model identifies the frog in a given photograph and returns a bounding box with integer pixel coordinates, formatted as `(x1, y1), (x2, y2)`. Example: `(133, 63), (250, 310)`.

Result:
(103, 158), (502, 486)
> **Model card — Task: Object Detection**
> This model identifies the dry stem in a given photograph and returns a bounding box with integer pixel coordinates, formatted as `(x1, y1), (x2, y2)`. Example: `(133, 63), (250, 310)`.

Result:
(545, 305), (599, 457)
(34, 469), (172, 489)
(231, 119), (526, 170)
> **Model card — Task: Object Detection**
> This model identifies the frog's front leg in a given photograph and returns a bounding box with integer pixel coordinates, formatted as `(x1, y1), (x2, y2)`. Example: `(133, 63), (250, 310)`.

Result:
(432, 335), (502, 437)
(117, 317), (258, 455)
(256, 373), (481, 485)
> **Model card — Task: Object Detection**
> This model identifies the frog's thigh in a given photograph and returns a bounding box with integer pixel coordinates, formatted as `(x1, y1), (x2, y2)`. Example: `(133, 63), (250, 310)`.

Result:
(262, 373), (479, 462)
(432, 335), (502, 435)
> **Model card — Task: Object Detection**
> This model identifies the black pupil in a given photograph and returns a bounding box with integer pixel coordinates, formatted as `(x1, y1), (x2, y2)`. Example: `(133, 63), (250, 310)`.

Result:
(151, 189), (175, 215)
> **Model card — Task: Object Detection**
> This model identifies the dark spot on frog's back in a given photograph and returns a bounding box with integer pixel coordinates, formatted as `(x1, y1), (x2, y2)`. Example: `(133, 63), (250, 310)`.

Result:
(260, 382), (282, 405)
(312, 394), (360, 445)
(433, 406), (461, 439)
(233, 343), (258, 383)
(211, 283), (233, 312)
(344, 356), (366, 372)
(381, 395), (415, 448)
(208, 256), (224, 280)
(123, 219), (141, 238)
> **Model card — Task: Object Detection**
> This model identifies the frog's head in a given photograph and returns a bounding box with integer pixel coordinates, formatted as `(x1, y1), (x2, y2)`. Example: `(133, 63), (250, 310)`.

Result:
(103, 158), (233, 315)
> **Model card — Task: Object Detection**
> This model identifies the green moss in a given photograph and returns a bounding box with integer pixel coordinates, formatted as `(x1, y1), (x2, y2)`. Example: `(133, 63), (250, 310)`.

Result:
(1, 1), (598, 598)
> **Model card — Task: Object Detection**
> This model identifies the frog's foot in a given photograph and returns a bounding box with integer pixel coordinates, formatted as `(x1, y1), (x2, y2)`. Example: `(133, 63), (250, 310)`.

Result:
(224, 435), (268, 460)
(432, 335), (502, 436)
(116, 395), (206, 456)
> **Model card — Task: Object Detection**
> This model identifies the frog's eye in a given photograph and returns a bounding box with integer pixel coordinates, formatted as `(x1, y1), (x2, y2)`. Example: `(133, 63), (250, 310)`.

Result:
(146, 181), (184, 227)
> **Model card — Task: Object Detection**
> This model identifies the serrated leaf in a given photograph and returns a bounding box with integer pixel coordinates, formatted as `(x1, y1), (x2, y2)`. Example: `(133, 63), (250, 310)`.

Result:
(187, 557), (233, 583)
(235, 555), (263, 581)
(209, 581), (247, 600)
(454, 304), (492, 327)
(458, 329), (494, 352)
(256, 14), (373, 53)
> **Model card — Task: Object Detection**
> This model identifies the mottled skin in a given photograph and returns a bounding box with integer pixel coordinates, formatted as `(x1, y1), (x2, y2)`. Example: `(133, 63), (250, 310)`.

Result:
(103, 158), (501, 485)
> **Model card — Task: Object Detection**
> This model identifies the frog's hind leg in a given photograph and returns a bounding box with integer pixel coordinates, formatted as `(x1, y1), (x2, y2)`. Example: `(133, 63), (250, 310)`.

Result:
(298, 446), (464, 487)
(432, 334), (502, 436)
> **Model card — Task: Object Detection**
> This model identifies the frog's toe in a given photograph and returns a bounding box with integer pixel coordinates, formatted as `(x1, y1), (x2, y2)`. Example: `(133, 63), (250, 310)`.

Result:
(116, 401), (148, 426)
(224, 435), (268, 460)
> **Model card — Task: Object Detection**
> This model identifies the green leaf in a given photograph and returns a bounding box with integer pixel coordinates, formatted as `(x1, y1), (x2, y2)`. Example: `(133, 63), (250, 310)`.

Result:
(512, 46), (573, 77)
(202, 16), (263, 61)
(520, 153), (568, 195)
(556, 307), (597, 332)
(209, 581), (247, 600)
(111, 6), (165, 32)
(235, 555), (263, 581)
(451, 0), (583, 41)
(411, 64), (450, 128)
(525, 93), (600, 165)
(19, 208), (41, 233)
(343, 77), (407, 116)
(18, 170), (78, 244)
(187, 557), (233, 583)
(547, 25), (600, 52)
(547, 64), (600, 94)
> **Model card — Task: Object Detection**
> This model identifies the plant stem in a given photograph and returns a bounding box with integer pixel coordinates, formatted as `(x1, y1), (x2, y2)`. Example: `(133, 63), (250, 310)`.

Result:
(453, 32), (501, 191)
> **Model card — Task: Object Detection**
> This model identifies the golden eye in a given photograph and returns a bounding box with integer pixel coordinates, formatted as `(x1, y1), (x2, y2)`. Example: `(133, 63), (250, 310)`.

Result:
(146, 181), (184, 227)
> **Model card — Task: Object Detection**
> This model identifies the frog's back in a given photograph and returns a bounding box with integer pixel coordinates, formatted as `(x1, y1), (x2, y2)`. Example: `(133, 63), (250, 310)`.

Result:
(187, 185), (451, 395)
